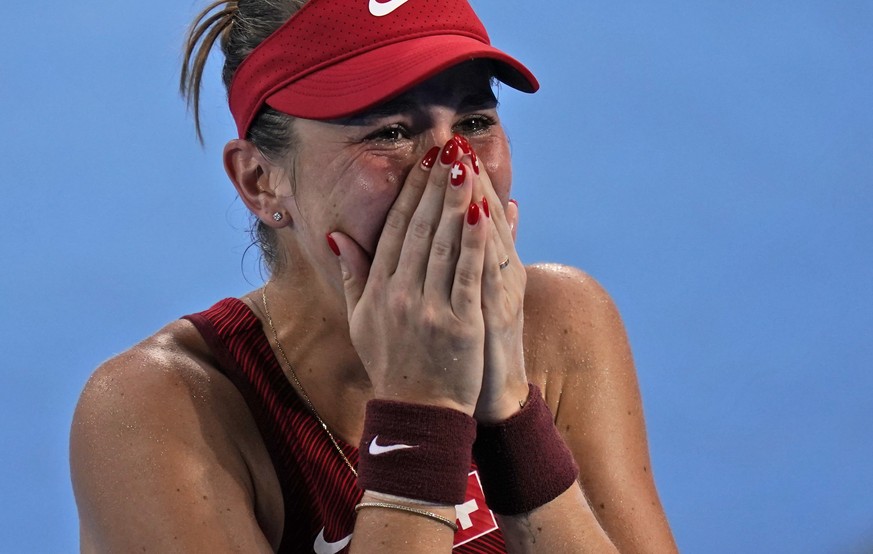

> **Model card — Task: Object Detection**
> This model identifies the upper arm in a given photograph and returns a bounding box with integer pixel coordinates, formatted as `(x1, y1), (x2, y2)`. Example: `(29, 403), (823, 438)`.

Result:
(70, 335), (280, 553)
(523, 263), (677, 553)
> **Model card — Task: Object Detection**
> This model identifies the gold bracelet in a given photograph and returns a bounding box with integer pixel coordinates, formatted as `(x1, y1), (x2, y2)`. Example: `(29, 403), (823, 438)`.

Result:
(355, 501), (459, 532)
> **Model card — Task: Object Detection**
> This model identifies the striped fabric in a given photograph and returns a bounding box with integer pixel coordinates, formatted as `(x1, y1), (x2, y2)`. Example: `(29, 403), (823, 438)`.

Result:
(184, 298), (506, 552)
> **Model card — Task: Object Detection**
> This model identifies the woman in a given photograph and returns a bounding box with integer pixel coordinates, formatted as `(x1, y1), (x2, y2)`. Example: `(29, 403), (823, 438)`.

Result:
(70, 0), (678, 551)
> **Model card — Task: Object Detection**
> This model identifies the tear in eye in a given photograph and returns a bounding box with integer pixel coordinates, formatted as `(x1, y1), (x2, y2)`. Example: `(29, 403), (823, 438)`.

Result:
(455, 115), (496, 136)
(366, 125), (409, 143)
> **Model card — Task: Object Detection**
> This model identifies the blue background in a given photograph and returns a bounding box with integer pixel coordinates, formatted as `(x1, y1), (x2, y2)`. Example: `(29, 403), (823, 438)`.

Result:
(1, 1), (871, 552)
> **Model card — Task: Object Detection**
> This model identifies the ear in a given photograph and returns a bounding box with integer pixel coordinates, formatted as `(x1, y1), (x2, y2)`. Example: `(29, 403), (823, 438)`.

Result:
(223, 139), (291, 228)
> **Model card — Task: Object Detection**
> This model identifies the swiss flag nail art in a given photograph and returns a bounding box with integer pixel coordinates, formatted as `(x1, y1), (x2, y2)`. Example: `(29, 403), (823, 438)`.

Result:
(451, 162), (466, 187)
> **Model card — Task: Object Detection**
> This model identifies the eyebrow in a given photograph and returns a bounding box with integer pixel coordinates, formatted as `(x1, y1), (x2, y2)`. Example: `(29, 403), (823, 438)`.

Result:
(336, 90), (498, 127)
(458, 91), (498, 111)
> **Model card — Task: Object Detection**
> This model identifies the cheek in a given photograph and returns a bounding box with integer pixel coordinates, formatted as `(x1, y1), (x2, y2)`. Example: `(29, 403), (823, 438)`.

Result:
(332, 158), (410, 253)
(347, 163), (402, 196)
(477, 140), (513, 204)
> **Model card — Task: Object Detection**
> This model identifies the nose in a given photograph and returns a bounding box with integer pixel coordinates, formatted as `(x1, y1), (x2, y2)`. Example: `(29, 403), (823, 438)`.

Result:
(422, 116), (461, 150)
(430, 129), (457, 149)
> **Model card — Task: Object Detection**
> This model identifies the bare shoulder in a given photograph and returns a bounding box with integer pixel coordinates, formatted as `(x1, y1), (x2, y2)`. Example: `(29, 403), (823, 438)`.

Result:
(71, 320), (253, 462)
(523, 263), (678, 552)
(71, 320), (261, 455)
(522, 262), (631, 399)
(74, 322), (220, 419)
(523, 262), (620, 327)
(70, 320), (281, 552)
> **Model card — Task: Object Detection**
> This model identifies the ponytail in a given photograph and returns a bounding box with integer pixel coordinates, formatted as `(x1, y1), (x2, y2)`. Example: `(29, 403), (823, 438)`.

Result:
(180, 0), (239, 144)
(179, 0), (304, 153)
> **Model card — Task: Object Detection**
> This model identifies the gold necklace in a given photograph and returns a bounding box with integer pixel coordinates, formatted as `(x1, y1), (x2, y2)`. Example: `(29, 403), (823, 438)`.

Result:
(261, 285), (358, 477)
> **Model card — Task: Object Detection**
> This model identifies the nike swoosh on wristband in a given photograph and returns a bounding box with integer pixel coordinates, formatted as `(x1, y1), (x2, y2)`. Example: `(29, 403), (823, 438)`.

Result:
(314, 528), (353, 554)
(368, 0), (410, 17)
(368, 435), (418, 455)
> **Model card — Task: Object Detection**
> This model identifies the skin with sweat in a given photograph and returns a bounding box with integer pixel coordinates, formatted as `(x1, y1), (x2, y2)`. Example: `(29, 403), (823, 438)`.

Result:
(70, 61), (678, 553)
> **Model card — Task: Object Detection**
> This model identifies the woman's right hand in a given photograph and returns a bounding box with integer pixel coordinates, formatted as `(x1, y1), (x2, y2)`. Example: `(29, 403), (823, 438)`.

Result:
(329, 137), (488, 415)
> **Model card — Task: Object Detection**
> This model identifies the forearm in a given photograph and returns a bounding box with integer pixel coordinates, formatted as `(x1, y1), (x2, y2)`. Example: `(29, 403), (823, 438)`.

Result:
(497, 485), (618, 553)
(348, 485), (619, 554)
(349, 492), (457, 553)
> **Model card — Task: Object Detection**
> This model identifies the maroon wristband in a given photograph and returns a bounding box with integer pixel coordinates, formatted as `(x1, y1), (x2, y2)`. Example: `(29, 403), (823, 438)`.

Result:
(472, 384), (579, 515)
(358, 400), (477, 505)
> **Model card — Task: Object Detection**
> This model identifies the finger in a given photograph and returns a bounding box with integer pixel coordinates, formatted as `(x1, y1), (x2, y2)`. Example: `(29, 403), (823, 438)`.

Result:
(481, 208), (506, 316)
(468, 150), (519, 265)
(424, 160), (474, 302)
(506, 199), (519, 242)
(328, 231), (371, 321)
(451, 200), (488, 318)
(482, 195), (525, 314)
(394, 136), (463, 289)
(370, 145), (440, 278)
(473, 162), (523, 298)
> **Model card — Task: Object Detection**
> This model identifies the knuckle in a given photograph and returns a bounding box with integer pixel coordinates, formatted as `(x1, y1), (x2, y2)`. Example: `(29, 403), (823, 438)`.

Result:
(455, 264), (479, 289)
(427, 171), (448, 191)
(384, 208), (410, 233)
(407, 172), (428, 192)
(501, 310), (517, 329)
(409, 218), (434, 241)
(388, 290), (412, 315)
(420, 306), (442, 334)
(430, 237), (455, 262)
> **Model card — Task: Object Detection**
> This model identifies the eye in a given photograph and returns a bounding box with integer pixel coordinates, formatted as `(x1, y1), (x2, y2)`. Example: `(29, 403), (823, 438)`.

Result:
(454, 114), (496, 136)
(365, 124), (410, 143)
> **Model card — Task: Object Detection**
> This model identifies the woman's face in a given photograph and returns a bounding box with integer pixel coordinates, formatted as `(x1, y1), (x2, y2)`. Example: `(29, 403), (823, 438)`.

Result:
(281, 61), (512, 275)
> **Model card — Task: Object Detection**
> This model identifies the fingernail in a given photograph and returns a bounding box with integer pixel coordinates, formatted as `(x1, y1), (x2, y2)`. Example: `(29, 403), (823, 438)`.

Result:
(467, 202), (480, 226)
(509, 198), (518, 207)
(455, 134), (471, 154)
(440, 137), (459, 165)
(326, 233), (340, 256)
(421, 146), (440, 169)
(450, 161), (466, 187)
(482, 196), (490, 218)
(470, 150), (480, 174)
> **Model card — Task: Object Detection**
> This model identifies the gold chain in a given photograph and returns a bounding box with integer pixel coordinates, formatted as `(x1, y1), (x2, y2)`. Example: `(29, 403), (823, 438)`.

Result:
(261, 285), (358, 477)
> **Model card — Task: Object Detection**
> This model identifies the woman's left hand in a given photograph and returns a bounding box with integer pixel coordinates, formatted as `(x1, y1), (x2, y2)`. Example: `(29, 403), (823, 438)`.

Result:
(468, 149), (530, 423)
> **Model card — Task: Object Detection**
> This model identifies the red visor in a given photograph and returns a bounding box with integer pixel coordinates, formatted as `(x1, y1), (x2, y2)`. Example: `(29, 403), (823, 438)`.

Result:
(228, 0), (538, 138)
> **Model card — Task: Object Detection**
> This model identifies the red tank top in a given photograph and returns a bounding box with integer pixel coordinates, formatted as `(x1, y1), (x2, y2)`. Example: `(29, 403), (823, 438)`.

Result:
(184, 298), (506, 553)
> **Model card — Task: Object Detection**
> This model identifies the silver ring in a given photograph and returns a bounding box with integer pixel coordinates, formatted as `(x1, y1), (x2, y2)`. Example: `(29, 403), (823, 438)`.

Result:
(498, 257), (510, 270)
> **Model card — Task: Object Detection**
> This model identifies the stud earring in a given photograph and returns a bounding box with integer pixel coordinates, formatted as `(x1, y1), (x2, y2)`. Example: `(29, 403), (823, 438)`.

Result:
(272, 212), (283, 222)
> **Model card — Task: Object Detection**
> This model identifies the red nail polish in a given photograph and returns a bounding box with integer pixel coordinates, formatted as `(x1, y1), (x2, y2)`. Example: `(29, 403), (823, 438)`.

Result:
(455, 135), (471, 154)
(470, 150), (480, 174)
(421, 146), (440, 169)
(467, 202), (480, 226)
(326, 234), (340, 256)
(440, 137), (458, 165)
(450, 161), (466, 187)
(482, 196), (490, 218)
(509, 198), (518, 207)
